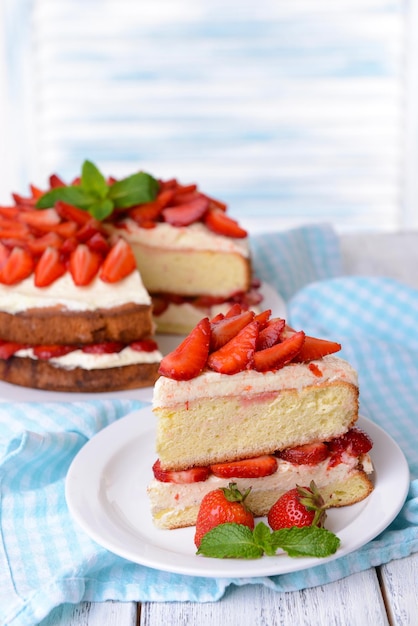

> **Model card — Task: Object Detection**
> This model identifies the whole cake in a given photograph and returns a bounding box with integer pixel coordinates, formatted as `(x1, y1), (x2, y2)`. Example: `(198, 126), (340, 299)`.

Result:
(0, 161), (260, 392)
(148, 307), (374, 529)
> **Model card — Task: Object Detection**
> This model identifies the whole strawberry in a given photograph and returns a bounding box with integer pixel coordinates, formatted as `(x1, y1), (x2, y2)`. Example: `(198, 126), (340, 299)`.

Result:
(267, 481), (327, 531)
(194, 482), (255, 548)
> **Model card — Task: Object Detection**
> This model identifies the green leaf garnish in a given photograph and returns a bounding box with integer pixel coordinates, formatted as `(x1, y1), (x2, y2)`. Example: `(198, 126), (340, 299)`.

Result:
(196, 522), (341, 560)
(35, 160), (158, 220)
(108, 172), (159, 209)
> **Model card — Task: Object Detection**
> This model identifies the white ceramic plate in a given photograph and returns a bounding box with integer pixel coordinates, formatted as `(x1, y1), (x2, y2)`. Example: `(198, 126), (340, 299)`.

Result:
(0, 282), (286, 404)
(65, 410), (409, 578)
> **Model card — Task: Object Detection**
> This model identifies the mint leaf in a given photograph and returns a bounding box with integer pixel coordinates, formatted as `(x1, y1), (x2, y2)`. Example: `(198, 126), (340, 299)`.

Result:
(271, 526), (341, 558)
(36, 185), (95, 210)
(108, 172), (158, 208)
(253, 521), (278, 556)
(197, 523), (264, 559)
(81, 160), (108, 199)
(88, 198), (114, 220)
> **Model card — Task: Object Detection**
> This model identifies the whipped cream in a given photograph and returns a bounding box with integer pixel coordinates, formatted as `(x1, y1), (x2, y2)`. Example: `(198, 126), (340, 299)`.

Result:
(0, 271), (151, 314)
(115, 220), (250, 257)
(148, 453), (373, 520)
(15, 345), (162, 370)
(153, 355), (358, 407)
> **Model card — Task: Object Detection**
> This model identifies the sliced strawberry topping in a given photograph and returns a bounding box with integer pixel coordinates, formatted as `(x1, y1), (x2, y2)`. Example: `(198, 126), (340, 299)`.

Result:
(225, 303), (243, 318)
(328, 428), (373, 457)
(55, 200), (91, 225)
(0, 241), (10, 268)
(34, 247), (67, 287)
(130, 339), (159, 352)
(210, 310), (255, 351)
(69, 244), (101, 286)
(76, 218), (106, 243)
(49, 173), (66, 188)
(0, 247), (34, 285)
(207, 320), (258, 374)
(85, 232), (110, 255)
(26, 231), (63, 255)
(162, 196), (209, 227)
(99, 238), (136, 283)
(256, 317), (285, 350)
(277, 442), (329, 466)
(158, 317), (211, 380)
(210, 455), (278, 478)
(33, 345), (77, 359)
(18, 208), (61, 228)
(204, 209), (247, 238)
(253, 330), (305, 372)
(293, 335), (341, 362)
(253, 308), (272, 328)
(152, 459), (210, 484)
(0, 340), (27, 359)
(82, 342), (124, 354)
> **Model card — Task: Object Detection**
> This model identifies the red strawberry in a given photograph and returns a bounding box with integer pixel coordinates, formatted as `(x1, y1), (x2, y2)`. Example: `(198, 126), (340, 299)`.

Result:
(18, 208), (61, 228)
(76, 218), (106, 243)
(328, 428), (373, 467)
(69, 244), (101, 286)
(194, 482), (255, 548)
(130, 339), (159, 352)
(85, 232), (110, 255)
(207, 321), (258, 374)
(210, 310), (255, 351)
(267, 481), (327, 530)
(225, 303), (243, 318)
(162, 196), (209, 226)
(0, 241), (10, 268)
(82, 342), (124, 354)
(253, 308), (272, 328)
(293, 335), (341, 362)
(0, 247), (34, 285)
(277, 442), (329, 466)
(0, 340), (26, 359)
(152, 459), (210, 484)
(26, 231), (63, 255)
(210, 455), (278, 479)
(204, 209), (247, 238)
(34, 247), (67, 287)
(55, 200), (91, 225)
(49, 173), (66, 188)
(253, 330), (305, 372)
(33, 345), (77, 359)
(158, 317), (211, 380)
(99, 238), (137, 283)
(256, 317), (285, 350)
(129, 201), (162, 226)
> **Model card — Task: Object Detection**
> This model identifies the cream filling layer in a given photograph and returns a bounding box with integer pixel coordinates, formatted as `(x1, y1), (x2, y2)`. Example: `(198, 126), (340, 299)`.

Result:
(0, 271), (151, 314)
(117, 220), (250, 256)
(148, 454), (373, 518)
(153, 355), (358, 407)
(14, 346), (162, 370)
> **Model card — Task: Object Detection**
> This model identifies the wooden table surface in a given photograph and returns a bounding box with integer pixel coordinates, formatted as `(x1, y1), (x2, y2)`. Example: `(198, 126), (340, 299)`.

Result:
(42, 233), (418, 626)
(42, 552), (418, 625)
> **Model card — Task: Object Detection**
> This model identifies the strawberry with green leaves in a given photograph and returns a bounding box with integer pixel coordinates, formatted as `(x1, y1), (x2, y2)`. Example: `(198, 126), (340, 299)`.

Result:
(267, 481), (327, 530)
(194, 483), (254, 548)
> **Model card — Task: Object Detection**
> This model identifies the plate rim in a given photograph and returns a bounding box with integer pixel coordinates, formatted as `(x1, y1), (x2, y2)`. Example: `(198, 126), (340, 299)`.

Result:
(65, 408), (410, 578)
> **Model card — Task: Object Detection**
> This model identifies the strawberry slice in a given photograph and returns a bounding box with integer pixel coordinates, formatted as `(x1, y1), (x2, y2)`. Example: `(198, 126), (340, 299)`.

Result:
(130, 339), (159, 352)
(254, 308), (272, 328)
(76, 218), (106, 243)
(253, 330), (305, 372)
(292, 335), (341, 362)
(204, 209), (247, 238)
(0, 206), (20, 219)
(277, 442), (329, 466)
(0, 340), (27, 359)
(69, 244), (101, 286)
(0, 241), (10, 268)
(207, 321), (258, 374)
(328, 428), (373, 457)
(26, 231), (63, 255)
(0, 247), (34, 285)
(33, 345), (77, 359)
(162, 196), (209, 227)
(225, 303), (243, 318)
(210, 455), (278, 478)
(99, 238), (137, 283)
(129, 201), (163, 226)
(152, 459), (210, 484)
(49, 173), (66, 188)
(210, 310), (255, 351)
(55, 200), (91, 225)
(85, 232), (110, 255)
(256, 318), (285, 350)
(82, 342), (124, 354)
(18, 208), (61, 228)
(34, 247), (67, 287)
(158, 317), (211, 380)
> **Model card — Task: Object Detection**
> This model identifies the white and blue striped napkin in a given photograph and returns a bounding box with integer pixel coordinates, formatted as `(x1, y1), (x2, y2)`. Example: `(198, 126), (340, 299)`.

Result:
(1, 224), (417, 626)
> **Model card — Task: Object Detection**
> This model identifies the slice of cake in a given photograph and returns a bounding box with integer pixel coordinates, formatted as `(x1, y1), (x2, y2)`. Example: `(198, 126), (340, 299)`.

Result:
(148, 307), (374, 529)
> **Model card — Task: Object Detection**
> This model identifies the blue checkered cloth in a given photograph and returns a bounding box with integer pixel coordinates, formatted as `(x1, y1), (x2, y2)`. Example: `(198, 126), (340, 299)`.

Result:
(1, 224), (417, 626)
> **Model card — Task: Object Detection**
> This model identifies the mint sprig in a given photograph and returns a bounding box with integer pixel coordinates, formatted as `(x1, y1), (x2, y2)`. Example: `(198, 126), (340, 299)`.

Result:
(36, 160), (158, 220)
(197, 522), (341, 560)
